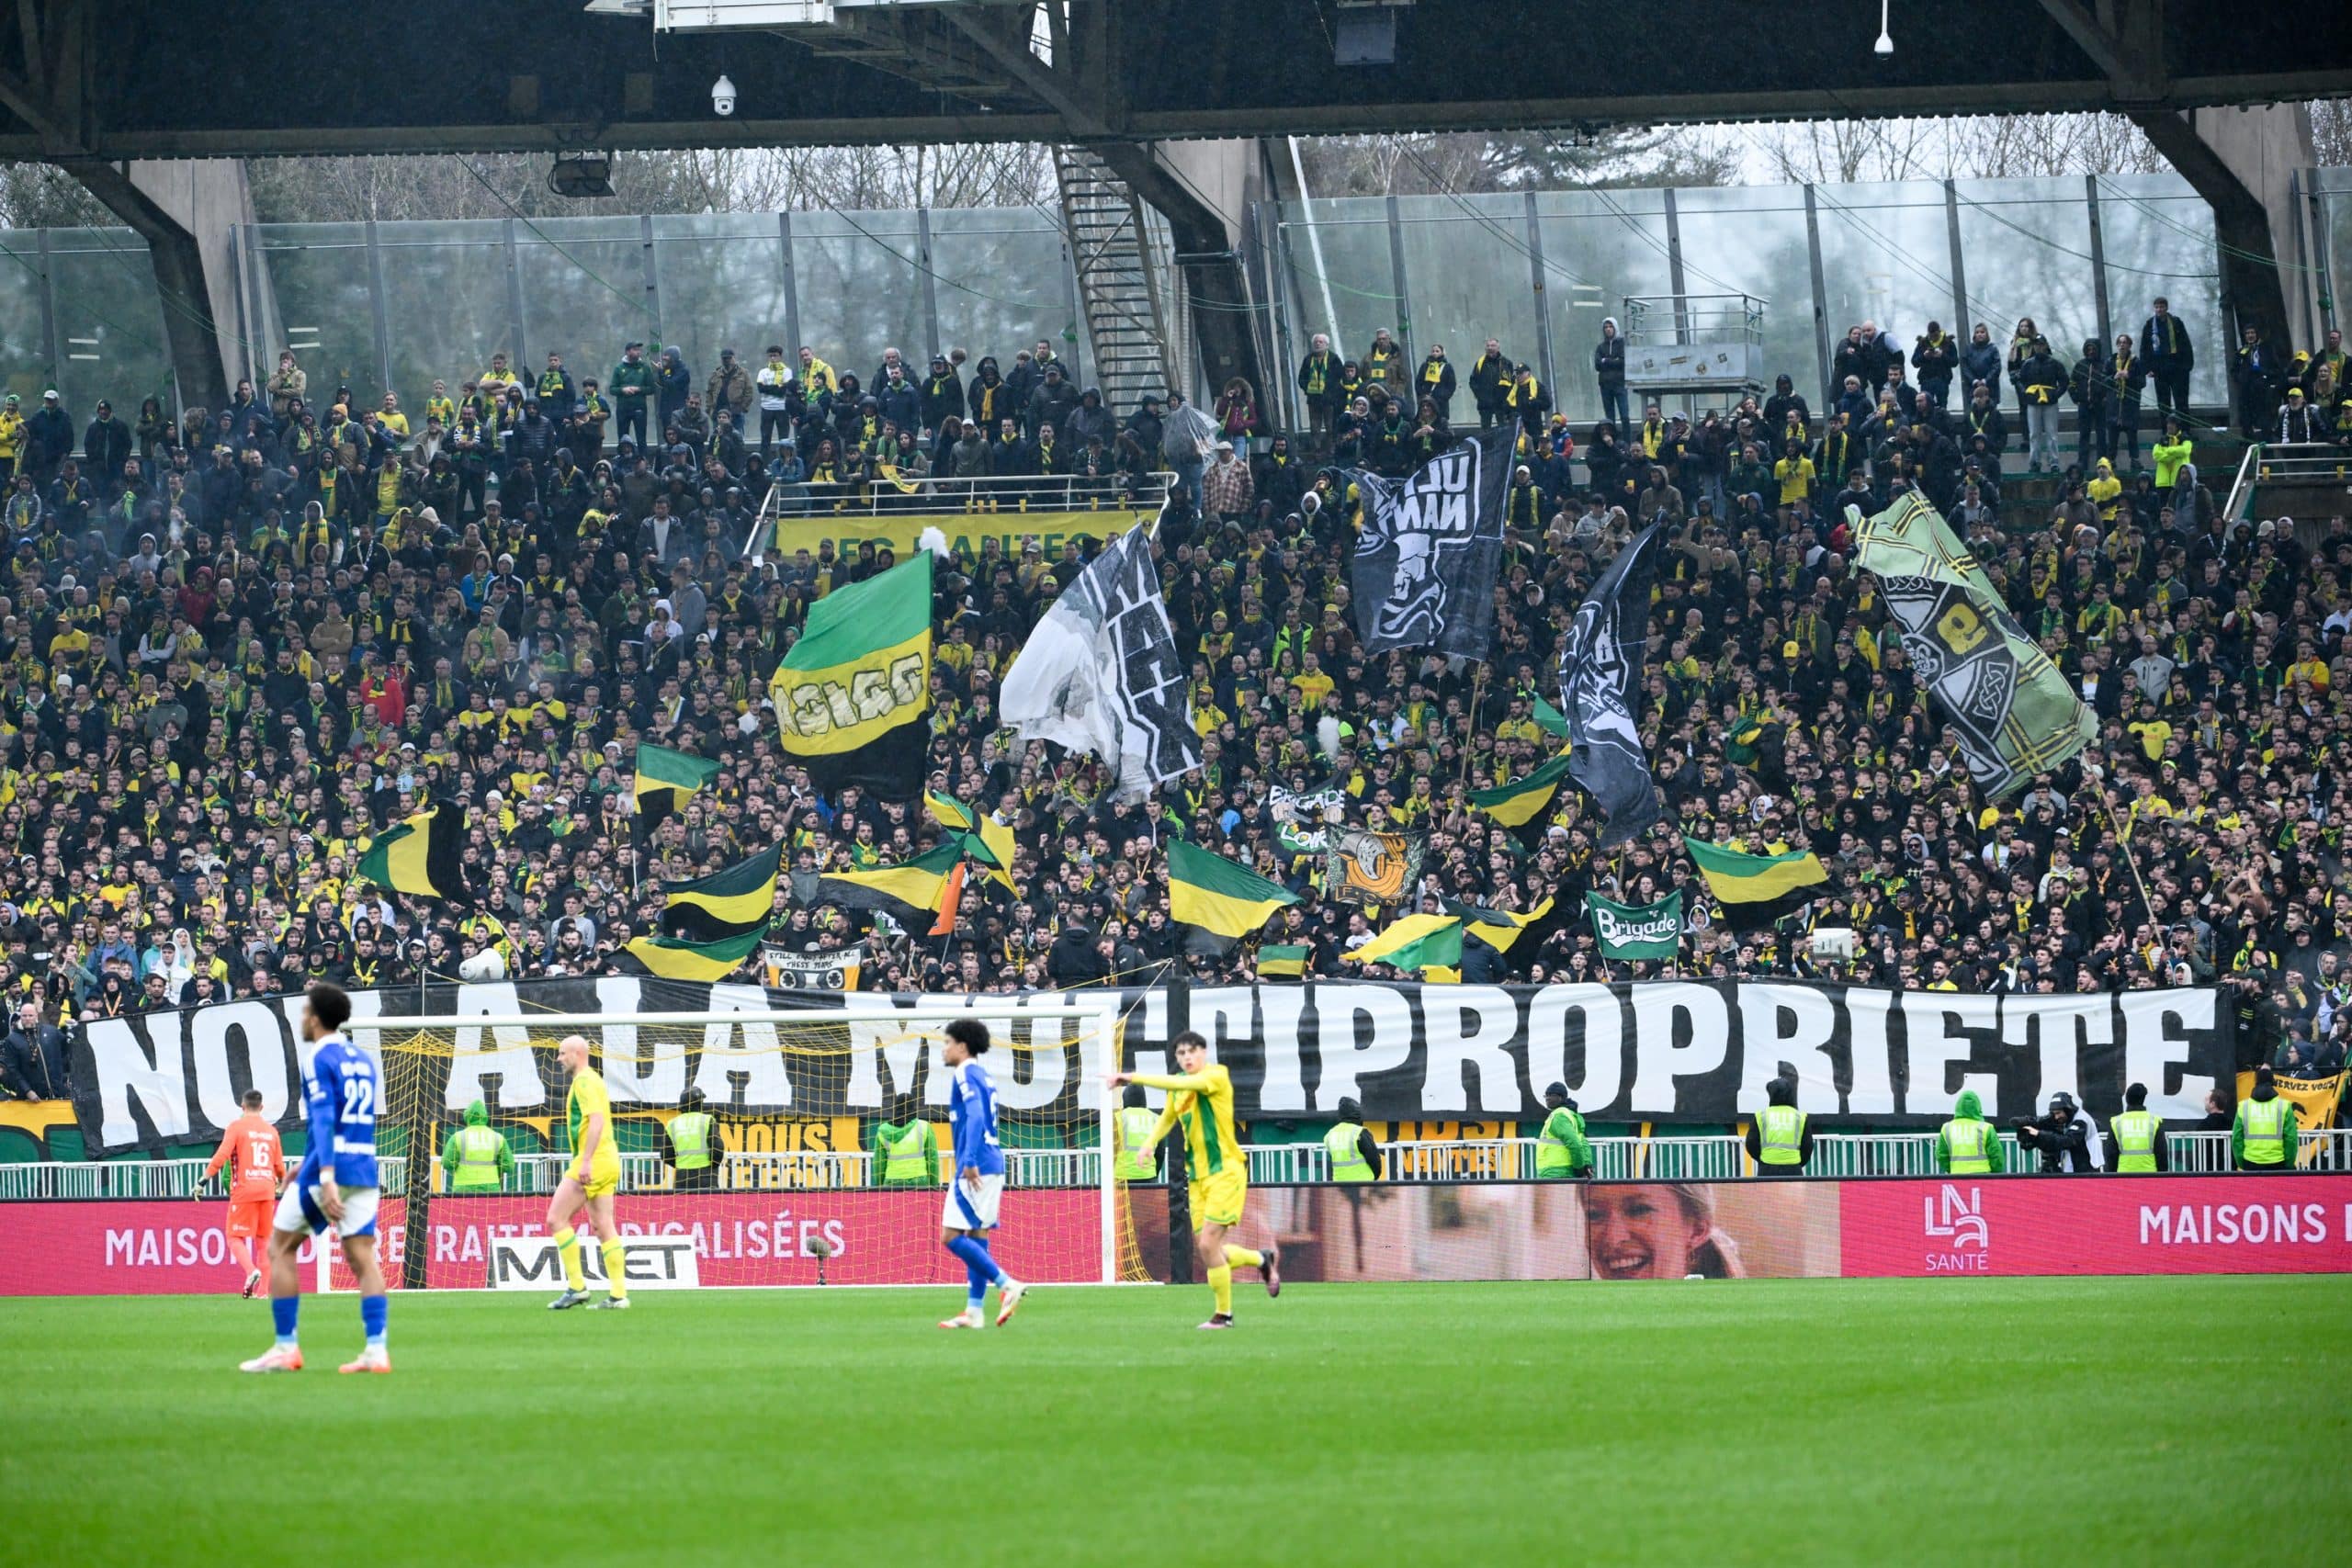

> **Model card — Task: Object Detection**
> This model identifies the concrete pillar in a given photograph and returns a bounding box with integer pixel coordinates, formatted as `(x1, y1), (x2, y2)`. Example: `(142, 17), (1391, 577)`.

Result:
(64, 158), (262, 413)
(2133, 104), (2319, 352)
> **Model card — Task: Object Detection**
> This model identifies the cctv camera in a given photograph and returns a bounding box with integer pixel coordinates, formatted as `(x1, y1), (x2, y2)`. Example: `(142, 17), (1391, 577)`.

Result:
(711, 73), (737, 117)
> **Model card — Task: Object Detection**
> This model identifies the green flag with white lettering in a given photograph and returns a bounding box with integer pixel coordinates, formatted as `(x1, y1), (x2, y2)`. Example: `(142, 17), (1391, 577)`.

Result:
(1585, 890), (1682, 960)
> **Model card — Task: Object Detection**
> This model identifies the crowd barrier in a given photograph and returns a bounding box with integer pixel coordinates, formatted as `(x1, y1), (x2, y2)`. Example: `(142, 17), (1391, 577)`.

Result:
(6, 1175), (2346, 1296)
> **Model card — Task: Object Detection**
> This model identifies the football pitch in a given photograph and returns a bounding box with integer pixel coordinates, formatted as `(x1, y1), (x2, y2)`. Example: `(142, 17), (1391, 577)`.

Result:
(5, 1278), (2344, 1566)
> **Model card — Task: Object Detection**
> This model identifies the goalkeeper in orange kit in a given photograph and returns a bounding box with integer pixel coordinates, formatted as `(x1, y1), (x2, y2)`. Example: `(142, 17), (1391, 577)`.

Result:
(200, 1089), (287, 1298)
(1110, 1030), (1280, 1329)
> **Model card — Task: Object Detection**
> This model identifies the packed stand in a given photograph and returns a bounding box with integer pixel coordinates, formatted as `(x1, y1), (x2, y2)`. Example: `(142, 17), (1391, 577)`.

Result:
(0, 285), (2345, 1107)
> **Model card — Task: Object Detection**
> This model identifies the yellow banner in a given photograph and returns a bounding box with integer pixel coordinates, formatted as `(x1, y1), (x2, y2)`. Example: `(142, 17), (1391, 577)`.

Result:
(2234, 1071), (2345, 1163)
(774, 506), (1151, 564)
(772, 626), (930, 756)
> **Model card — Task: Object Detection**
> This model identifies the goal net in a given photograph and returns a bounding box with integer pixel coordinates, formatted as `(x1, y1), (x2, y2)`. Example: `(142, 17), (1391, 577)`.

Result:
(322, 998), (1157, 1293)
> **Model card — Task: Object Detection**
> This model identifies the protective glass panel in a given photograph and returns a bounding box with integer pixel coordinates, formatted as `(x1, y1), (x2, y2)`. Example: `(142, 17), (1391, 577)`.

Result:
(44, 228), (175, 426)
(375, 220), (516, 415)
(1953, 177), (2101, 387)
(2087, 174), (2227, 408)
(1669, 186), (1817, 410)
(1392, 196), (1540, 412)
(924, 207), (1086, 388)
(0, 228), (51, 410)
(257, 221), (381, 413)
(514, 216), (656, 386)
(789, 209), (925, 389)
(650, 212), (791, 418)
(1809, 181), (1959, 411)
(1276, 197), (1400, 377)
(1533, 189), (1675, 425)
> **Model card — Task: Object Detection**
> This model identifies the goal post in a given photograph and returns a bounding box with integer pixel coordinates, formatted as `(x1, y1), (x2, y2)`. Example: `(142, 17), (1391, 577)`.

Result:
(316, 998), (1146, 1293)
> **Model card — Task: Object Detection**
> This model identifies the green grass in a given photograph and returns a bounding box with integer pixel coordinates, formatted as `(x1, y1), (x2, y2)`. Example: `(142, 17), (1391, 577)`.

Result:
(3, 1279), (2345, 1566)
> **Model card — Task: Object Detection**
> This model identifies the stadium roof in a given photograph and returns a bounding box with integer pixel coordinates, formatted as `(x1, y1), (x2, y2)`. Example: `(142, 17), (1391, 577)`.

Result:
(6, 0), (2345, 160)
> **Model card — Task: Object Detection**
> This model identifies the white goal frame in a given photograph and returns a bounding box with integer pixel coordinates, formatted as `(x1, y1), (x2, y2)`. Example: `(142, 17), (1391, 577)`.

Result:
(340, 1001), (1128, 1292)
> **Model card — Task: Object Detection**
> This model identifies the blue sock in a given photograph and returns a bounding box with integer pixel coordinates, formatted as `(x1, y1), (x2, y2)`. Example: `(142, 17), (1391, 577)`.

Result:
(945, 1235), (991, 1311)
(271, 1294), (300, 1347)
(360, 1292), (388, 1348)
(972, 1235), (1014, 1289)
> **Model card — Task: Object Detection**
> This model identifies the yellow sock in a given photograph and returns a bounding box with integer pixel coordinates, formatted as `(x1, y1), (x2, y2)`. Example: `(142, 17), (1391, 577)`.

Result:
(1223, 1245), (1263, 1270)
(1207, 1264), (1232, 1317)
(554, 1227), (584, 1292)
(601, 1240), (628, 1299)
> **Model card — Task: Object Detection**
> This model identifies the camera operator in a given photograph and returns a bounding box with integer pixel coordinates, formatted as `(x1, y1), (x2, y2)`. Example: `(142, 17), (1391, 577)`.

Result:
(2014, 1091), (2105, 1173)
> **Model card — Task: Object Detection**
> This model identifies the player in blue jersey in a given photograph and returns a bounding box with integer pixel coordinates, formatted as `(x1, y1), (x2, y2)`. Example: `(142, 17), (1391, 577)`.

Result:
(936, 1018), (1026, 1329)
(241, 984), (391, 1374)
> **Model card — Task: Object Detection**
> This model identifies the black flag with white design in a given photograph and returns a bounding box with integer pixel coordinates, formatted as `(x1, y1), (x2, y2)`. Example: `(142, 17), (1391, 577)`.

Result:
(1557, 522), (1663, 847)
(1347, 428), (1512, 658)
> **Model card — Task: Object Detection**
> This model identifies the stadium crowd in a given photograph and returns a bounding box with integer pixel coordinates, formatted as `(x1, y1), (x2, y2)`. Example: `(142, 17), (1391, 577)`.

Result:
(0, 286), (2346, 1106)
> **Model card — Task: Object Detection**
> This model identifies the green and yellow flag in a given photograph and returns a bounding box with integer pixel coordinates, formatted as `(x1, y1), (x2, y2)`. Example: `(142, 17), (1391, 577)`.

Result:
(1446, 896), (1555, 954)
(1167, 839), (1298, 940)
(660, 845), (782, 942)
(1346, 912), (1464, 973)
(1470, 750), (1574, 829)
(356, 800), (467, 901)
(809, 840), (965, 932)
(1682, 835), (1828, 930)
(770, 552), (933, 757)
(624, 923), (769, 983)
(927, 791), (1017, 893)
(1257, 942), (1311, 979)
(634, 742), (719, 812)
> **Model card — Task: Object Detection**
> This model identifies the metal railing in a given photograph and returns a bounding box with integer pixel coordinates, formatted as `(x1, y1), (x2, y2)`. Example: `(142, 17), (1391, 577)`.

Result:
(754, 467), (1174, 530)
(11, 1130), (2350, 1198)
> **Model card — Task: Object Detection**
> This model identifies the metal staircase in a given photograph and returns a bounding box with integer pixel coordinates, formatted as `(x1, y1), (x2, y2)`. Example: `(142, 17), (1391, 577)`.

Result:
(1052, 145), (1174, 419)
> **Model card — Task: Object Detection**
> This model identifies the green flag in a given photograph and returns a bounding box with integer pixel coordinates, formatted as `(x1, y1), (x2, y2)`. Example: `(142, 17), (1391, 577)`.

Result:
(1849, 491), (2097, 797)
(1585, 890), (1683, 959)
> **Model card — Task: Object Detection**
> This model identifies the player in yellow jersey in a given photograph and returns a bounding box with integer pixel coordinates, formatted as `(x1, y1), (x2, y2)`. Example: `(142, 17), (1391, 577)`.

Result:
(1111, 1030), (1280, 1329)
(548, 1035), (629, 1311)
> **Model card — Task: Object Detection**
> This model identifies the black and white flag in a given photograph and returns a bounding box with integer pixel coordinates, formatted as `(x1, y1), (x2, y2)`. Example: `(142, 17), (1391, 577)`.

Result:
(1558, 522), (1663, 846)
(1348, 428), (1511, 658)
(1000, 522), (1201, 803)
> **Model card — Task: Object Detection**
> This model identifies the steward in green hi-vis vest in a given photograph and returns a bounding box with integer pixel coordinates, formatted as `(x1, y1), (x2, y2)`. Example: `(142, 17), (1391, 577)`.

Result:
(1325, 1123), (1374, 1181)
(868, 1113), (940, 1188)
(2233, 1067), (2295, 1169)
(669, 1088), (719, 1190)
(1747, 1077), (1810, 1172)
(2108, 1082), (2165, 1173)
(1935, 1089), (2005, 1175)
(1323, 1095), (1382, 1182)
(1534, 1081), (1592, 1178)
(1114, 1090), (1160, 1181)
(441, 1100), (514, 1191)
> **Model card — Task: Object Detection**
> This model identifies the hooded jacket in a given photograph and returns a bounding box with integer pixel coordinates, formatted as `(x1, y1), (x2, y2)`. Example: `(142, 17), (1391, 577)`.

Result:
(1934, 1089), (2007, 1172)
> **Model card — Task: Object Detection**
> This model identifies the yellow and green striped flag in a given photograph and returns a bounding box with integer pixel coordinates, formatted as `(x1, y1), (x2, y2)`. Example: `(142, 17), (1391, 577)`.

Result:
(1167, 840), (1298, 940)
(769, 552), (933, 756)
(356, 800), (467, 901)
(1345, 912), (1464, 973)
(810, 841), (965, 932)
(625, 923), (768, 982)
(1256, 942), (1311, 979)
(634, 742), (719, 813)
(1469, 750), (1574, 829)
(660, 845), (782, 942)
(927, 791), (1017, 893)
